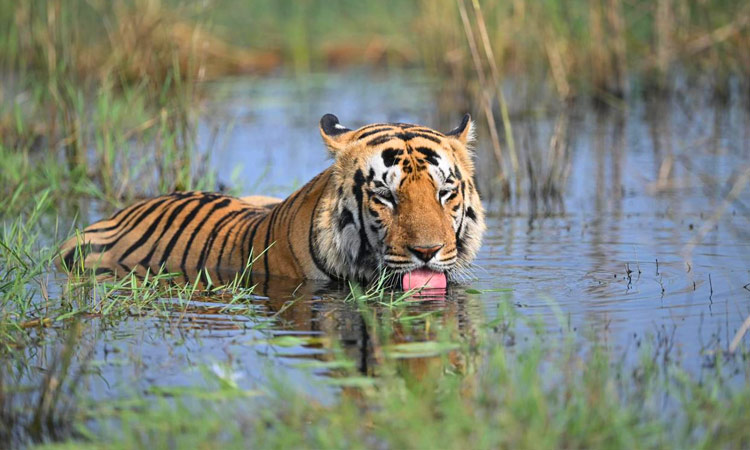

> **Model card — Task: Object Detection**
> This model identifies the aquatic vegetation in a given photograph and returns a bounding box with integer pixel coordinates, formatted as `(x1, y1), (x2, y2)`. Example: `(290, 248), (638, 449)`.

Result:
(3, 278), (749, 448)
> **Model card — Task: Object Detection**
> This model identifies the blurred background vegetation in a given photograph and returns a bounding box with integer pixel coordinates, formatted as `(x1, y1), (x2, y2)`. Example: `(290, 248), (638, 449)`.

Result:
(1, 0), (748, 206)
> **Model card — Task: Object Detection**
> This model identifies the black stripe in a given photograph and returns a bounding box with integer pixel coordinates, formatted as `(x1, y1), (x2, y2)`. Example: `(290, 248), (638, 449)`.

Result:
(276, 181), (309, 227)
(370, 198), (387, 209)
(83, 199), (152, 234)
(262, 202), (284, 282)
(61, 248), (75, 269)
(94, 267), (114, 276)
(197, 209), (243, 271)
(95, 195), (186, 254)
(367, 134), (394, 147)
(381, 148), (402, 167)
(395, 132), (441, 144)
(86, 192), (188, 235)
(199, 207), (244, 287)
(244, 214), (266, 267)
(218, 208), (257, 271)
(356, 123), (392, 133)
(352, 169), (371, 266)
(179, 198), (232, 277)
(455, 182), (467, 254)
(118, 262), (132, 274)
(338, 208), (355, 230)
(120, 196), (196, 264)
(406, 127), (444, 138)
(83, 201), (150, 235)
(357, 127), (392, 140)
(285, 171), (328, 275)
(157, 195), (220, 269)
(138, 196), (202, 270)
(414, 147), (441, 165)
(307, 175), (340, 281)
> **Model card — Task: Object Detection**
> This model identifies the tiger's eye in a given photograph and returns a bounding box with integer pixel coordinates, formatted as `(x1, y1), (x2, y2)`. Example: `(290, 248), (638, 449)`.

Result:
(378, 191), (395, 204)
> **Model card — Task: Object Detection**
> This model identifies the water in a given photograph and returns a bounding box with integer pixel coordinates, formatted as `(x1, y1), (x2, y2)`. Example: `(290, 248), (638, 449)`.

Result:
(21, 71), (750, 404)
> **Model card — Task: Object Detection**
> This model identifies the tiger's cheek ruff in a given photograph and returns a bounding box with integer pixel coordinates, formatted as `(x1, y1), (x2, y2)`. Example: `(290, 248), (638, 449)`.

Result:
(313, 171), (377, 281)
(452, 180), (485, 277)
(313, 156), (405, 281)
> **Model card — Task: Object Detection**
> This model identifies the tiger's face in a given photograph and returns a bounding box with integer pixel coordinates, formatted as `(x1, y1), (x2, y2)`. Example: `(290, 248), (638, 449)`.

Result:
(316, 114), (485, 286)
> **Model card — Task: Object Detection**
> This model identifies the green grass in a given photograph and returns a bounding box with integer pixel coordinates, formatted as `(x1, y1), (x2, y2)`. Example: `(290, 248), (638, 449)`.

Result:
(11, 293), (748, 449)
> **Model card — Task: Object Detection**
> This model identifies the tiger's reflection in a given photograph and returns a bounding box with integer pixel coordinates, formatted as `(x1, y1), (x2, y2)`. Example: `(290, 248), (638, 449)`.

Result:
(82, 262), (481, 383)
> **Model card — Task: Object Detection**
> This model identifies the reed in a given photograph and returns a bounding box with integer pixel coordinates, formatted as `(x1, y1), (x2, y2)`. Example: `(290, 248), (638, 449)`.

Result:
(0, 0), (227, 205)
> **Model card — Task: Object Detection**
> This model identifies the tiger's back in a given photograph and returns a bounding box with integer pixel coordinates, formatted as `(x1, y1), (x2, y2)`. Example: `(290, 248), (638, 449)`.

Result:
(60, 177), (331, 283)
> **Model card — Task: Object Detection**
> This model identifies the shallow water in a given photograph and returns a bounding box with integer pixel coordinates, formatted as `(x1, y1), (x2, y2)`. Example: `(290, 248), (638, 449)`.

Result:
(20, 72), (750, 405)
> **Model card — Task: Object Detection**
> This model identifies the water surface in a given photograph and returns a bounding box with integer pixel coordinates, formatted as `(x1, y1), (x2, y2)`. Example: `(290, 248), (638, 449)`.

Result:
(28, 72), (750, 403)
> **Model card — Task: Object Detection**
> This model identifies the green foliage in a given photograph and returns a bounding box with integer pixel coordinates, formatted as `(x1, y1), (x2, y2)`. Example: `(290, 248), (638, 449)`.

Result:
(26, 299), (750, 449)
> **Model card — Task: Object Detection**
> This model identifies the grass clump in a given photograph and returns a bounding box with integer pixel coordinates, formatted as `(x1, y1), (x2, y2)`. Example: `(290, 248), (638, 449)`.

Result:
(3, 0), (748, 97)
(0, 0), (226, 210)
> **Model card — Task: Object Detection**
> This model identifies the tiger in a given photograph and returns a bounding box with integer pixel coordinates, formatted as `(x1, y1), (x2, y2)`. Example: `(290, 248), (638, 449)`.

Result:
(59, 114), (486, 290)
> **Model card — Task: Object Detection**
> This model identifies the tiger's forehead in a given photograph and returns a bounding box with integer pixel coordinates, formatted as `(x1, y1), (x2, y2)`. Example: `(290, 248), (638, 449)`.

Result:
(351, 122), (455, 169)
(360, 142), (455, 189)
(353, 122), (446, 147)
(339, 122), (460, 187)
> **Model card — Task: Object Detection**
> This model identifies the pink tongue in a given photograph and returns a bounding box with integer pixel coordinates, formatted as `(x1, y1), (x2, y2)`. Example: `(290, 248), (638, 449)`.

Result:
(402, 268), (447, 290)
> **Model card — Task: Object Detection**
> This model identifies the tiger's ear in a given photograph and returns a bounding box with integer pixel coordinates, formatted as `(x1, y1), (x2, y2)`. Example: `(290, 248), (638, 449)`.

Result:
(320, 113), (355, 155)
(446, 114), (474, 146)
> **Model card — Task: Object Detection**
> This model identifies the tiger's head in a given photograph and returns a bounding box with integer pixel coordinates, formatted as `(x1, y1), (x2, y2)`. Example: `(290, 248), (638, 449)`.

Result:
(315, 114), (485, 288)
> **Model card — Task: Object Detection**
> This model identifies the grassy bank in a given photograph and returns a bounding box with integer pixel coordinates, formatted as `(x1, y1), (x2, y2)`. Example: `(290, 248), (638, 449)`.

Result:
(0, 0), (226, 210)
(4, 0), (748, 95)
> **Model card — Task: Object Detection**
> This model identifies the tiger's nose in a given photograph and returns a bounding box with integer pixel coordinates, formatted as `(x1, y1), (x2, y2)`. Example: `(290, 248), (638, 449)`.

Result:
(408, 244), (444, 262)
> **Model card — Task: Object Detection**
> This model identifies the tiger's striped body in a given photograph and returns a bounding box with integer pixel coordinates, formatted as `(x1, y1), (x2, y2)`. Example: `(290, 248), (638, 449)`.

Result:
(60, 114), (485, 285)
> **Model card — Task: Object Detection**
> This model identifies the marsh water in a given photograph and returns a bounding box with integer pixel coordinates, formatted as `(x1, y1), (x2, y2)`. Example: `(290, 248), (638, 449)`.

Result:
(27, 72), (750, 404)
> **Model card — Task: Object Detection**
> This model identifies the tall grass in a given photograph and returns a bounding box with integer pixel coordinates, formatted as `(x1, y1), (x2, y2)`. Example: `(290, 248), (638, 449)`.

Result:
(2, 0), (749, 205)
(0, 0), (225, 207)
(5, 1), (747, 95)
